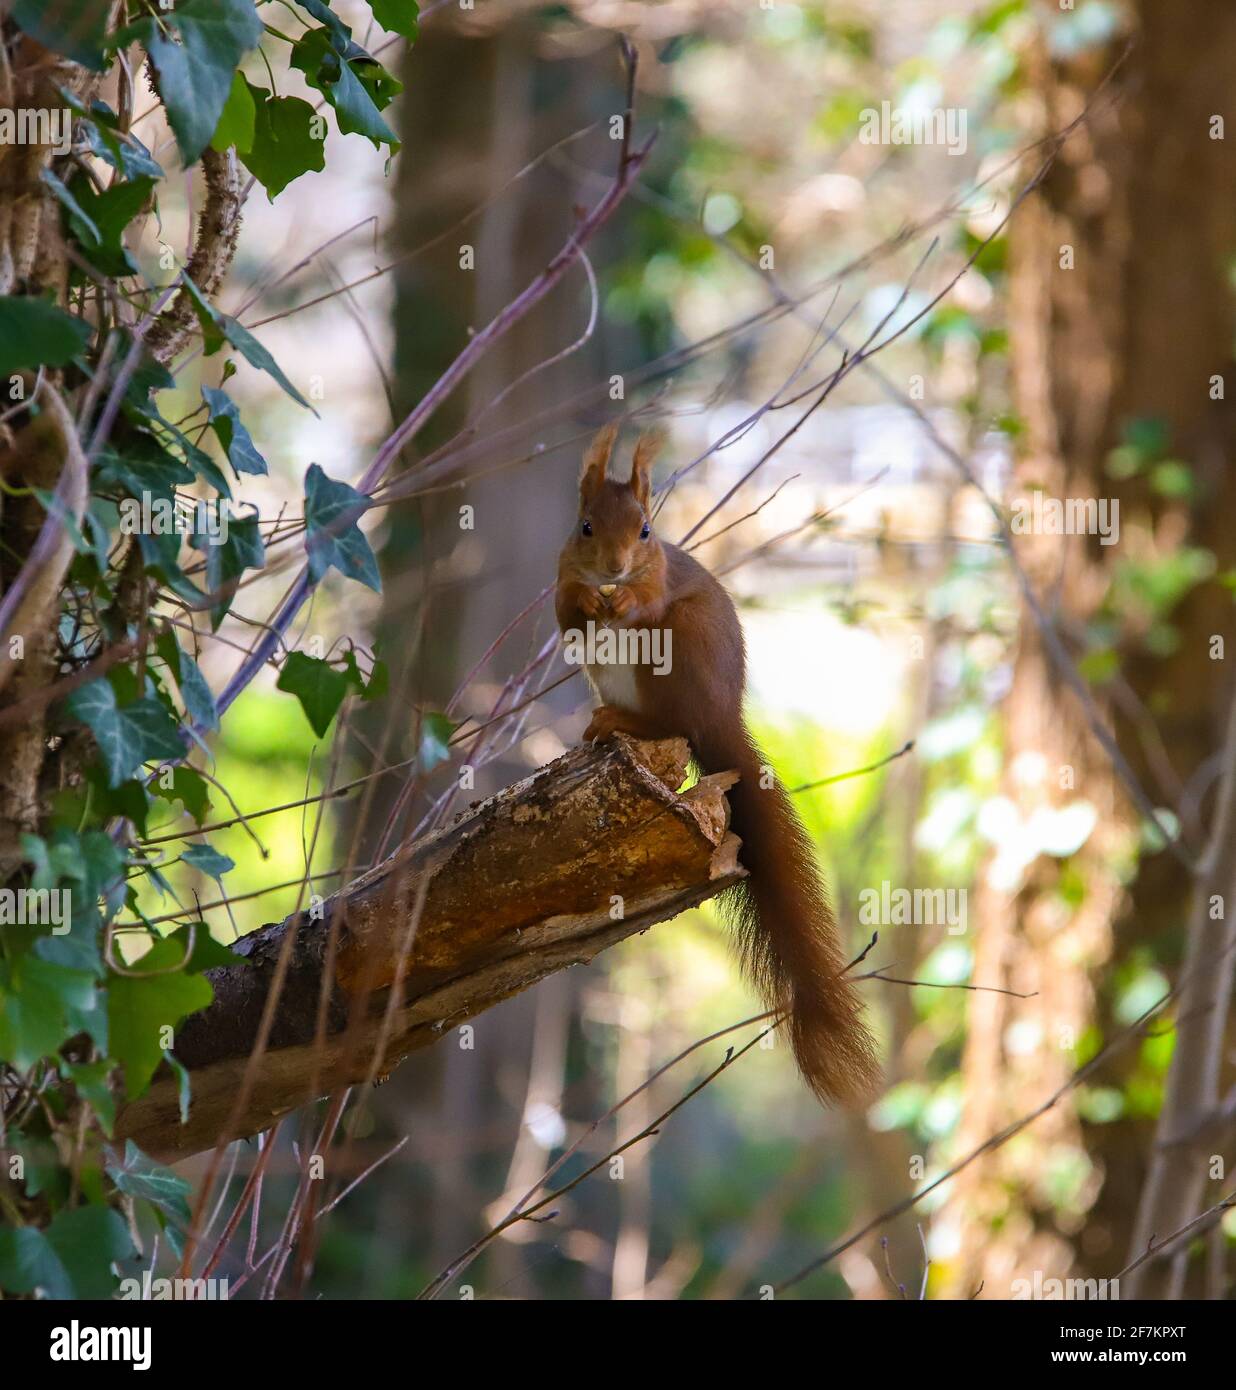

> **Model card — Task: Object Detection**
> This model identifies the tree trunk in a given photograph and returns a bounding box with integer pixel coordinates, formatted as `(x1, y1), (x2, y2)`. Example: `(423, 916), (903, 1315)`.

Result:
(942, 4), (1236, 1296)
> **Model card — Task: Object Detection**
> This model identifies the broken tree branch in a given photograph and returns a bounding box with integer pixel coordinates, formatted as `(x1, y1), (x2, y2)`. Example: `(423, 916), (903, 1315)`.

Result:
(116, 736), (743, 1162)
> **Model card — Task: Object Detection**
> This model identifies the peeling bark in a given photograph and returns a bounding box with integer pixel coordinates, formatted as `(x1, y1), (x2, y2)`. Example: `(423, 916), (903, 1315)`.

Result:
(116, 736), (744, 1161)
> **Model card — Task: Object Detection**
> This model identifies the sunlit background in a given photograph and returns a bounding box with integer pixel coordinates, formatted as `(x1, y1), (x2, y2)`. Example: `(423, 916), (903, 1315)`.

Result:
(119, 0), (1236, 1299)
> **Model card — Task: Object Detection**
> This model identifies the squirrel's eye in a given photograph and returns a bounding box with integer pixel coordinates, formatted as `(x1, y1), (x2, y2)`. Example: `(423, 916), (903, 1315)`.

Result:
(581, 520), (592, 538)
(640, 521), (651, 540)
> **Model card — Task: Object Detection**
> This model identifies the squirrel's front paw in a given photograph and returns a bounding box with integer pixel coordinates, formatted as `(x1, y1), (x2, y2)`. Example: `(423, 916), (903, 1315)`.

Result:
(577, 587), (605, 619)
(583, 705), (625, 744)
(606, 585), (637, 619)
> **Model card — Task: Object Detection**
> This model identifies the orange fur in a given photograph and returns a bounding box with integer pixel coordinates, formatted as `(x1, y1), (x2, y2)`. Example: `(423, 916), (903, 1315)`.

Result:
(556, 427), (880, 1104)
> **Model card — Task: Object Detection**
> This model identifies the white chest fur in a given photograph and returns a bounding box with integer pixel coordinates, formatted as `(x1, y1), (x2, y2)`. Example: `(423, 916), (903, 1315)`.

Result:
(585, 661), (641, 712)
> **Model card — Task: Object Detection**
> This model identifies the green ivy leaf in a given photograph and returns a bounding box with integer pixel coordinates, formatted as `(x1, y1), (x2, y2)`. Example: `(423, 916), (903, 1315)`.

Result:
(115, 397), (233, 498)
(61, 173), (156, 278)
(116, 0), (264, 166)
(135, 528), (210, 609)
(0, 1206), (133, 1299)
(277, 651), (351, 738)
(97, 432), (195, 507)
(151, 766), (212, 825)
(181, 843), (235, 882)
(63, 1060), (117, 1136)
(163, 1049), (193, 1126)
(69, 990), (110, 1058)
(165, 923), (246, 973)
(41, 169), (101, 244)
(155, 629), (220, 731)
(78, 772), (151, 838)
(369, 0), (420, 41)
(13, 0), (113, 70)
(342, 650), (388, 702)
(0, 296), (92, 377)
(178, 650), (219, 732)
(31, 485), (94, 564)
(81, 828), (127, 902)
(364, 657), (390, 701)
(203, 511), (266, 628)
(65, 679), (186, 787)
(419, 711), (456, 772)
(211, 70), (257, 154)
(291, 28), (401, 150)
(296, 0), (355, 48)
(9, 1135), (69, 1204)
(128, 862), (174, 908)
(24, 829), (88, 894)
(0, 955), (97, 1073)
(355, 58), (403, 116)
(107, 937), (214, 1100)
(22, 824), (120, 978)
(169, 430), (234, 501)
(240, 83), (327, 199)
(107, 1140), (192, 1228)
(341, 648), (365, 693)
(81, 113), (164, 180)
(34, 925), (103, 981)
(201, 385), (267, 476)
(182, 274), (314, 409)
(303, 462), (381, 592)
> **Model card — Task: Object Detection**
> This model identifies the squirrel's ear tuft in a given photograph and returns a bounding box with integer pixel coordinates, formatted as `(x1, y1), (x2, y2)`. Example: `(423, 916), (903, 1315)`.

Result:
(629, 429), (664, 510)
(580, 422), (619, 502)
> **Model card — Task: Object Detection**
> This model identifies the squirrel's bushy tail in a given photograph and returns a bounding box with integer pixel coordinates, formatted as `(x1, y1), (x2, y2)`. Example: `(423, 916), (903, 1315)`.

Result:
(698, 726), (880, 1105)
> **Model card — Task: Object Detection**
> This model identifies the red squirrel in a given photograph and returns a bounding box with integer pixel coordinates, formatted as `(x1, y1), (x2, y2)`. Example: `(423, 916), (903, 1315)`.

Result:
(556, 423), (880, 1105)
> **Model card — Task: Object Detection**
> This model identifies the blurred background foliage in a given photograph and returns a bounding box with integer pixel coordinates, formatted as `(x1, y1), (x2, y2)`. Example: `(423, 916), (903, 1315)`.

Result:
(92, 0), (1236, 1299)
